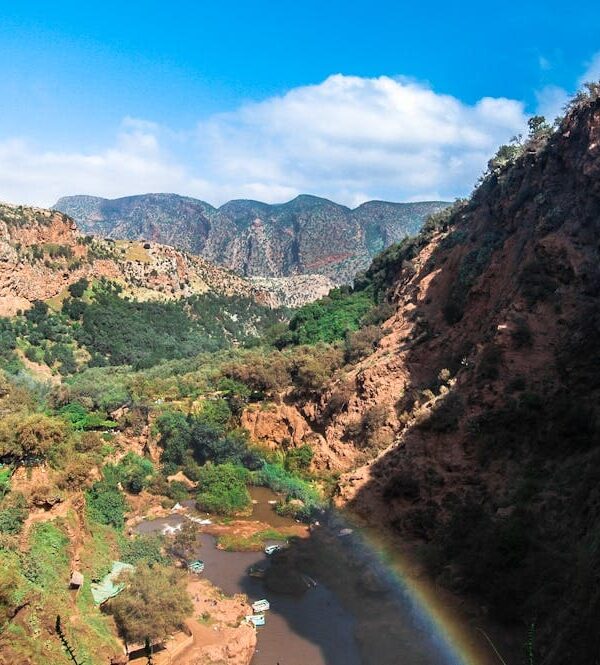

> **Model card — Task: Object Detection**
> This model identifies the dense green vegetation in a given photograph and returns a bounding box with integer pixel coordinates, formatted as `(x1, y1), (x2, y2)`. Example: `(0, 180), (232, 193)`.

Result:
(0, 278), (286, 375)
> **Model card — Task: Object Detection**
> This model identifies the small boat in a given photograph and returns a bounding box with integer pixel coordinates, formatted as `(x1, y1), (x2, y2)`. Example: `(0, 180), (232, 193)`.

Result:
(338, 528), (353, 538)
(264, 544), (282, 555)
(251, 599), (270, 613)
(245, 614), (265, 627)
(188, 560), (205, 573)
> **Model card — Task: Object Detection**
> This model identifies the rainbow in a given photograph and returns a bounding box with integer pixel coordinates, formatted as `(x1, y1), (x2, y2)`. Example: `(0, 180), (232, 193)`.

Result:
(348, 524), (503, 665)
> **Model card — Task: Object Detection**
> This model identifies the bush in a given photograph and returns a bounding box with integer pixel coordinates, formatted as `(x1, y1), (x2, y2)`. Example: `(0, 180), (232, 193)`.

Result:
(346, 404), (391, 449)
(477, 344), (503, 382)
(0, 413), (67, 462)
(59, 402), (117, 430)
(417, 393), (464, 433)
(86, 480), (128, 528)
(121, 534), (168, 566)
(290, 345), (344, 395)
(68, 278), (89, 299)
(107, 563), (192, 646)
(284, 445), (314, 473)
(74, 431), (104, 453)
(0, 493), (28, 534)
(221, 351), (290, 396)
(282, 288), (375, 345)
(345, 325), (382, 363)
(103, 453), (154, 495)
(253, 462), (321, 518)
(195, 463), (251, 516)
(511, 318), (533, 348)
(58, 456), (95, 490)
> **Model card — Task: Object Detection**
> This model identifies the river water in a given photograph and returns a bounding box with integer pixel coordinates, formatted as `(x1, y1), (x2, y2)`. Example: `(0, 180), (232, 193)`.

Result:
(135, 488), (465, 665)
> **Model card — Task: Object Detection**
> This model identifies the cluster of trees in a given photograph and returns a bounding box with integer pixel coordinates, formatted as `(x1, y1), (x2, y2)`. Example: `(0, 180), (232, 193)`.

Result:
(156, 403), (261, 475)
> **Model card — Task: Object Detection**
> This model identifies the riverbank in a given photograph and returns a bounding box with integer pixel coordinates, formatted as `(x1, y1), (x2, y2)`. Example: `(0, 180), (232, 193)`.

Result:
(134, 577), (256, 665)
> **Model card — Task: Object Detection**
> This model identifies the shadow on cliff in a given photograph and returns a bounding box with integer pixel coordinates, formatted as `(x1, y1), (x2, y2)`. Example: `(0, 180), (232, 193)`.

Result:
(340, 95), (600, 665)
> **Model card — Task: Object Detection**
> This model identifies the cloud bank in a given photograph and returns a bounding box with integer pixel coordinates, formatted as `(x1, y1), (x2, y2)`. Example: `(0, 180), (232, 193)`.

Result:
(0, 74), (537, 207)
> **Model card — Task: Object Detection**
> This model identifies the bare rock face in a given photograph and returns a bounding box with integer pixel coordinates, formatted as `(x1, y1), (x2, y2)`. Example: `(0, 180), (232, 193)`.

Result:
(55, 193), (449, 286)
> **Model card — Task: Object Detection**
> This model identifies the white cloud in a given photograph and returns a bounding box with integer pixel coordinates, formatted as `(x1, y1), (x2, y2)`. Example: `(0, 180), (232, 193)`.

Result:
(579, 51), (600, 86)
(194, 76), (527, 203)
(535, 85), (570, 122)
(0, 74), (530, 208)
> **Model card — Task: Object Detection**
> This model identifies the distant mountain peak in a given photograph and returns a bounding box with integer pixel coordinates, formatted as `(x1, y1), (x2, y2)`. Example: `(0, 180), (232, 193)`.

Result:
(54, 193), (450, 284)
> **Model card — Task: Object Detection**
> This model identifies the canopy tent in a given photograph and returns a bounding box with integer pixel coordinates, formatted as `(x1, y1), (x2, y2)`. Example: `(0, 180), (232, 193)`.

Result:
(91, 561), (134, 605)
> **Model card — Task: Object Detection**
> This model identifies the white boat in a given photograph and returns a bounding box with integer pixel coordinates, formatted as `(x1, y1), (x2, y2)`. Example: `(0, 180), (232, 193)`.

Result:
(251, 599), (270, 612)
(245, 614), (265, 626)
(264, 544), (282, 555)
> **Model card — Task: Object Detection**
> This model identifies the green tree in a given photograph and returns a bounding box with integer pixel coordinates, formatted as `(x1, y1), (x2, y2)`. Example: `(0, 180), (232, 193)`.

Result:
(195, 463), (251, 515)
(68, 278), (89, 299)
(108, 563), (192, 650)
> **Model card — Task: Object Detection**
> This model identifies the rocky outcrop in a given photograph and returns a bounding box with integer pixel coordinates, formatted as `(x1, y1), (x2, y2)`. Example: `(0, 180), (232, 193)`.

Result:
(54, 193), (448, 284)
(0, 203), (283, 315)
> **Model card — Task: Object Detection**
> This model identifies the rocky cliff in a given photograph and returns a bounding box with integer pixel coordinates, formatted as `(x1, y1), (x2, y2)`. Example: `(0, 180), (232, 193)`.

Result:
(255, 89), (600, 663)
(0, 203), (280, 315)
(54, 193), (448, 284)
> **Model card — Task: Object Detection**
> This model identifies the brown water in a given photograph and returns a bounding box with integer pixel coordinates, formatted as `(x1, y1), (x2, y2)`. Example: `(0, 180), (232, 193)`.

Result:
(135, 488), (461, 665)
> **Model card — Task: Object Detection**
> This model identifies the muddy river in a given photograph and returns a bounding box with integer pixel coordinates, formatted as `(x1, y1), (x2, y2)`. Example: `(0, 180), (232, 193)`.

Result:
(135, 488), (467, 665)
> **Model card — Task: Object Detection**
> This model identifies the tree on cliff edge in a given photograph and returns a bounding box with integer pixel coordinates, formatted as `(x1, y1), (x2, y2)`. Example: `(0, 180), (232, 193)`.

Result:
(108, 563), (193, 652)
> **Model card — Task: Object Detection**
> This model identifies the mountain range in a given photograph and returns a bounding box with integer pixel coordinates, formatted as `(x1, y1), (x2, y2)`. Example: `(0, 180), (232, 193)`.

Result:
(54, 194), (448, 284)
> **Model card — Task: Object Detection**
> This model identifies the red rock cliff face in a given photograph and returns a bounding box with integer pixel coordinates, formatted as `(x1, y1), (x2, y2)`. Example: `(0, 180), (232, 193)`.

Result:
(265, 95), (600, 664)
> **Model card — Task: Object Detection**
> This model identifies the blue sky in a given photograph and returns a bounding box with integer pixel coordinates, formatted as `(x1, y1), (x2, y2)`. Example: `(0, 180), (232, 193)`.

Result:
(1, 0), (599, 206)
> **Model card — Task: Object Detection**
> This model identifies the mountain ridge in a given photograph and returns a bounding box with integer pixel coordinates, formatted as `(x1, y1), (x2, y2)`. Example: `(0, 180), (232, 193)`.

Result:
(54, 193), (449, 284)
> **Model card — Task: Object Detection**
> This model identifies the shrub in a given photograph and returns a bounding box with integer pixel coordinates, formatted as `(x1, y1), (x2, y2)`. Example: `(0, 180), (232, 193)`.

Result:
(284, 445), (314, 474)
(283, 288), (375, 345)
(86, 480), (128, 528)
(477, 344), (503, 382)
(253, 462), (321, 518)
(74, 431), (105, 453)
(68, 278), (89, 298)
(417, 393), (464, 433)
(120, 534), (168, 566)
(290, 345), (344, 395)
(0, 492), (28, 534)
(59, 402), (117, 430)
(221, 351), (290, 396)
(346, 404), (390, 449)
(0, 413), (67, 462)
(58, 456), (95, 490)
(197, 398), (231, 429)
(195, 463), (251, 516)
(511, 318), (533, 348)
(345, 325), (382, 363)
(103, 453), (154, 495)
(107, 563), (192, 646)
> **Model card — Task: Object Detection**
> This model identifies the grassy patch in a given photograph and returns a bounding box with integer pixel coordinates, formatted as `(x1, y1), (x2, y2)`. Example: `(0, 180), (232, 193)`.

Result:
(217, 528), (288, 552)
